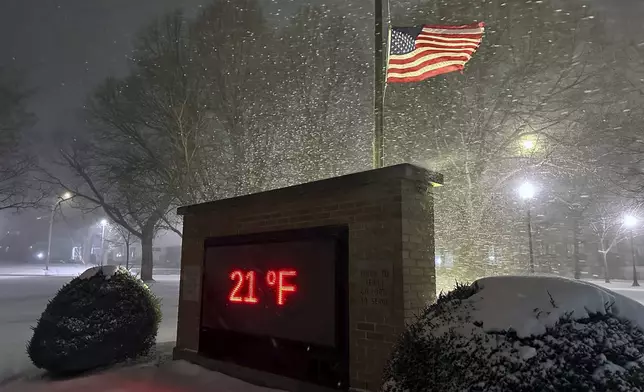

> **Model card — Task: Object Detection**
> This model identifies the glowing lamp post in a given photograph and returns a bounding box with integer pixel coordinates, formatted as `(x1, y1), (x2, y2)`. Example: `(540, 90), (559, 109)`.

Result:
(518, 182), (536, 273)
(624, 214), (639, 287)
(521, 139), (535, 151)
(100, 219), (108, 266)
(46, 192), (72, 271)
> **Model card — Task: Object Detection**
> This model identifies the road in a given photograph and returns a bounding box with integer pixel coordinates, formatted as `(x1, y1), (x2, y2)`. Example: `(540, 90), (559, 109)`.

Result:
(0, 275), (179, 381)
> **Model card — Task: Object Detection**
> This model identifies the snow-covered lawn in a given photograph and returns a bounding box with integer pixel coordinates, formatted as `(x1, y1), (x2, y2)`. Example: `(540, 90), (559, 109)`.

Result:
(0, 264), (181, 279)
(7, 274), (644, 391)
(588, 279), (644, 291)
(1, 360), (284, 392)
(0, 275), (179, 384)
(585, 279), (644, 306)
(0, 265), (89, 277)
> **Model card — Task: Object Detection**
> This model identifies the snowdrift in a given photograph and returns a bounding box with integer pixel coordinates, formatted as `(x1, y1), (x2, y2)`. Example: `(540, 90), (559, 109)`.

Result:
(383, 275), (644, 391)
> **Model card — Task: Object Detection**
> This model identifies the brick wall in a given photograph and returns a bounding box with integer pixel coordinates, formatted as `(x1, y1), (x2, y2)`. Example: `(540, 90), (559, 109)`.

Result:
(401, 178), (437, 323)
(174, 164), (441, 391)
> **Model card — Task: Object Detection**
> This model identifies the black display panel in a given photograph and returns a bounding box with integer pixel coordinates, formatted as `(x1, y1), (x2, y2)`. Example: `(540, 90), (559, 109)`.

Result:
(202, 239), (336, 346)
(198, 226), (349, 390)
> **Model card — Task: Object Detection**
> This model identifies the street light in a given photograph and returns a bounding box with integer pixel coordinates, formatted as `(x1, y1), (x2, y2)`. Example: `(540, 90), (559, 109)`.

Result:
(100, 219), (108, 266)
(521, 139), (535, 151)
(518, 182), (536, 200)
(624, 214), (639, 287)
(46, 192), (73, 271)
(518, 182), (536, 273)
(520, 136), (537, 152)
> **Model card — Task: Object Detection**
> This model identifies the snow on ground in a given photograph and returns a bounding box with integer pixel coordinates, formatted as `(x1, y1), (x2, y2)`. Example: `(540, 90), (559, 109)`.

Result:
(0, 264), (181, 278)
(590, 279), (644, 291)
(78, 265), (121, 280)
(424, 275), (644, 370)
(0, 265), (89, 277)
(0, 276), (179, 383)
(384, 275), (644, 391)
(447, 275), (644, 339)
(4, 274), (644, 390)
(0, 360), (284, 392)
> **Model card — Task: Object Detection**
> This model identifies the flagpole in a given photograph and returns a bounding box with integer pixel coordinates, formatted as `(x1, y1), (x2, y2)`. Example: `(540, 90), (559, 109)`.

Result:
(372, 0), (386, 169)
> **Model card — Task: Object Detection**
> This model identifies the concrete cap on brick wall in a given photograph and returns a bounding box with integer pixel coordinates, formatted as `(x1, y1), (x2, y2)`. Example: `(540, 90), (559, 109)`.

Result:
(177, 163), (443, 216)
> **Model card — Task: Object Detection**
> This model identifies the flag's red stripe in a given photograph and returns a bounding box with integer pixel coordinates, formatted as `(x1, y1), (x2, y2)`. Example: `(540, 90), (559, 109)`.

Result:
(422, 22), (485, 30)
(415, 42), (479, 51)
(387, 55), (470, 75)
(388, 53), (470, 68)
(418, 33), (484, 40)
(389, 49), (472, 65)
(416, 36), (482, 45)
(387, 64), (465, 83)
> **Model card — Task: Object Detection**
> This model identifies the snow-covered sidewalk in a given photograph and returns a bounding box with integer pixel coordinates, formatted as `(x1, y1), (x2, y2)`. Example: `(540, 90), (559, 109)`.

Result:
(0, 265), (180, 282)
(588, 279), (644, 291)
(1, 360), (283, 392)
(0, 265), (88, 277)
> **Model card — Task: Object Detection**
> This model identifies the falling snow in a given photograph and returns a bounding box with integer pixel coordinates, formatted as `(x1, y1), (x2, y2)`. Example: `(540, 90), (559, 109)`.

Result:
(1, 0), (644, 388)
(384, 276), (644, 391)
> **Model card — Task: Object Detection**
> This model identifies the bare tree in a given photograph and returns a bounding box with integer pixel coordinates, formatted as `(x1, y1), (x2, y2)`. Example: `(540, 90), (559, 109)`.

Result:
(43, 12), (202, 281)
(273, 5), (372, 183)
(190, 0), (282, 196)
(190, 1), (372, 193)
(103, 223), (137, 269)
(569, 19), (644, 207)
(589, 198), (638, 283)
(385, 0), (608, 278)
(0, 66), (39, 210)
(44, 137), (171, 281)
(95, 11), (213, 211)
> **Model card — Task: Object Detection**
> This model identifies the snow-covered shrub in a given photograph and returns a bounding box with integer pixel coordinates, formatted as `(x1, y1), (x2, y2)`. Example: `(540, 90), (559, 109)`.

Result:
(383, 276), (644, 392)
(27, 266), (161, 375)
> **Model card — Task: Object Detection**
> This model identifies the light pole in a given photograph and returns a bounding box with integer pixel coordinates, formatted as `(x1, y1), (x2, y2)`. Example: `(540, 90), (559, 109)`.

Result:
(46, 192), (72, 271)
(624, 214), (639, 287)
(100, 219), (108, 266)
(518, 182), (536, 274)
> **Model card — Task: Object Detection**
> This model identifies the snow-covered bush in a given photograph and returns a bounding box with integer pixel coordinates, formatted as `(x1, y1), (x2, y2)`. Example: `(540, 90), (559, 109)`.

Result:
(27, 266), (161, 375)
(383, 276), (644, 391)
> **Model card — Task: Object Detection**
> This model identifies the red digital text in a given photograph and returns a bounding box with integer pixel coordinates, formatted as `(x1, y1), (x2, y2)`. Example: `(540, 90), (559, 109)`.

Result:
(228, 269), (298, 306)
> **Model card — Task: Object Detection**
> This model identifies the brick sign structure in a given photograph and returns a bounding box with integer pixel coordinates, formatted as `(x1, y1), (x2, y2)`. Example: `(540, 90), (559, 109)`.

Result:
(173, 164), (442, 391)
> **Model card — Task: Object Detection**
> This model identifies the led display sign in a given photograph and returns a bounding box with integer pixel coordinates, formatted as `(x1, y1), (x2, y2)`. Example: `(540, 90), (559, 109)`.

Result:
(202, 236), (338, 346)
(199, 226), (348, 388)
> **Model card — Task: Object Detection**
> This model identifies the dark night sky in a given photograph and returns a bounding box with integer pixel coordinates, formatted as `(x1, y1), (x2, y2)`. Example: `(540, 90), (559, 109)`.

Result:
(0, 0), (640, 143)
(0, 0), (362, 145)
(0, 0), (209, 143)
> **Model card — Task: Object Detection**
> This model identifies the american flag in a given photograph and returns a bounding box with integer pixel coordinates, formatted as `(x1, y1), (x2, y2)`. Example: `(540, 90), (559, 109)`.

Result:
(386, 22), (485, 83)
